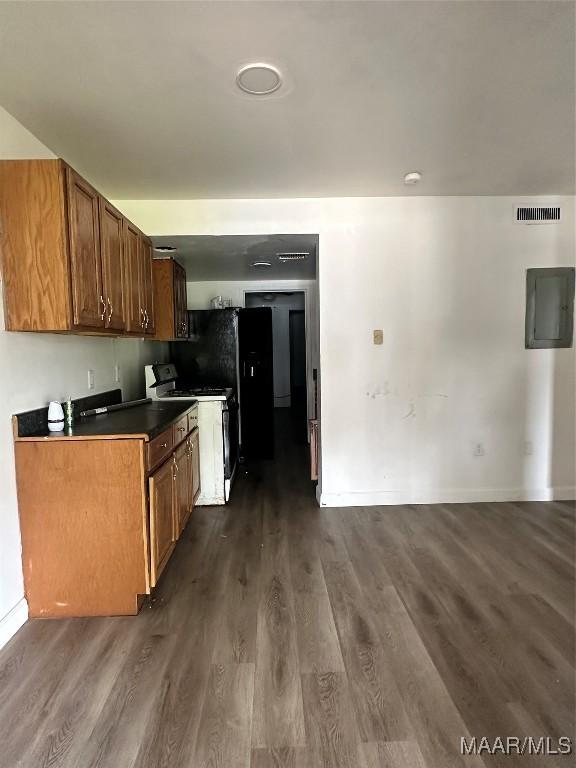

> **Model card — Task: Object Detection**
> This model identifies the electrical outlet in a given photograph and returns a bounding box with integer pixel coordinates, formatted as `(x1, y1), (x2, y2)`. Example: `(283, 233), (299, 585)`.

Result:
(114, 364), (121, 383)
(524, 440), (534, 456)
(87, 369), (95, 391)
(373, 329), (383, 345)
(473, 442), (485, 457)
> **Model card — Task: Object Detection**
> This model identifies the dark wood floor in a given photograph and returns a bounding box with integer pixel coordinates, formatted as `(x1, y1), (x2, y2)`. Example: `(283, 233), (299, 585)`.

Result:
(1, 412), (574, 767)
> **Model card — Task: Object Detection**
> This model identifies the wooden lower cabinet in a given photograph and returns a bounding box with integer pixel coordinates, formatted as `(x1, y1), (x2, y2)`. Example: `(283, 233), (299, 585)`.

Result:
(174, 440), (191, 538)
(190, 429), (201, 504)
(14, 406), (200, 617)
(149, 455), (177, 588)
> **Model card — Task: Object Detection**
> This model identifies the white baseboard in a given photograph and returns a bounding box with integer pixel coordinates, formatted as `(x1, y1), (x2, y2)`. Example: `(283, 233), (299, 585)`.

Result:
(319, 486), (576, 507)
(0, 598), (28, 651)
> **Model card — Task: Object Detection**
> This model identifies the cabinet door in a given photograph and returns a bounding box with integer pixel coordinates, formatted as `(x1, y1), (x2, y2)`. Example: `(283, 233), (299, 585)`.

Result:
(66, 167), (104, 328)
(99, 199), (126, 331)
(175, 263), (187, 338)
(149, 457), (176, 587)
(123, 221), (144, 333)
(190, 428), (201, 504)
(179, 264), (188, 337)
(140, 236), (155, 335)
(174, 441), (191, 536)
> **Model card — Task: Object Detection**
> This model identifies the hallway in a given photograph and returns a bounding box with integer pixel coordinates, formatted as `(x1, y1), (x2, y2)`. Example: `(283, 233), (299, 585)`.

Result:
(0, 424), (573, 767)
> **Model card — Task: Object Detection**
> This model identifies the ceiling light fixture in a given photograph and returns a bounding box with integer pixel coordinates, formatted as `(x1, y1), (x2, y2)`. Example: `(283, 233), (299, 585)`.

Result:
(236, 63), (282, 95)
(251, 260), (272, 268)
(154, 245), (177, 253)
(277, 252), (309, 261)
(404, 171), (422, 185)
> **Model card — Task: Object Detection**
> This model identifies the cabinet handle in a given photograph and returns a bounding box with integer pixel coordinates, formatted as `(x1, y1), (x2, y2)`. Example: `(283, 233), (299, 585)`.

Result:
(140, 307), (145, 328)
(107, 297), (113, 324)
(177, 426), (185, 432)
(160, 442), (167, 448)
(99, 295), (106, 321)
(144, 309), (149, 330)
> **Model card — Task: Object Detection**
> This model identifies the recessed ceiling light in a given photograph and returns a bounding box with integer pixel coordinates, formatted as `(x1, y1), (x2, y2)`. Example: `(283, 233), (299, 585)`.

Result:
(154, 245), (177, 253)
(236, 63), (282, 95)
(251, 261), (272, 268)
(277, 252), (309, 261)
(404, 171), (422, 185)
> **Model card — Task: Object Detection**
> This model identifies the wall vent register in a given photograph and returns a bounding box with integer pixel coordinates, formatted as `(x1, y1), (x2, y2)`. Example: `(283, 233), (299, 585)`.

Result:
(515, 206), (561, 223)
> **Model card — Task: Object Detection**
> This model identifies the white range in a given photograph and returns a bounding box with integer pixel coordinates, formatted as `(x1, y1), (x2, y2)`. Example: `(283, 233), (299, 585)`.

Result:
(145, 363), (238, 504)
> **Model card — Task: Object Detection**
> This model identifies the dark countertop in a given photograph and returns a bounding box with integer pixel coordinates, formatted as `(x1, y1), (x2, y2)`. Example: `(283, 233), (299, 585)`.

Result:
(15, 400), (197, 442)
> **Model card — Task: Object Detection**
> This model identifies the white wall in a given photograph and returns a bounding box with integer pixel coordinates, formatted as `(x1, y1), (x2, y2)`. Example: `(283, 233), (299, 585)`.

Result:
(0, 108), (168, 649)
(118, 195), (575, 508)
(187, 280), (314, 410)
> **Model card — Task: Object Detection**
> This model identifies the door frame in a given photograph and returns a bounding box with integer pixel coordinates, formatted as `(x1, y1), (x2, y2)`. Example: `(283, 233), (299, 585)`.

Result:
(243, 287), (311, 428)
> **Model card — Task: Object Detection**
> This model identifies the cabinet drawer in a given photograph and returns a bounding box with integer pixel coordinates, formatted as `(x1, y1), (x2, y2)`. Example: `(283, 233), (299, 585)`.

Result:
(173, 414), (189, 445)
(148, 428), (174, 471)
(187, 408), (198, 434)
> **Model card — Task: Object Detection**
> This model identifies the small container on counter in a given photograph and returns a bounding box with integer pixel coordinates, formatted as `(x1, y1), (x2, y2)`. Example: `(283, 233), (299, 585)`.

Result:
(64, 397), (74, 428)
(47, 401), (65, 432)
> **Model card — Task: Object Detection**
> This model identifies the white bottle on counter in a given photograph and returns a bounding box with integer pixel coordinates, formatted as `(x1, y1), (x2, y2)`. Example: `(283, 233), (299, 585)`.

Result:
(47, 401), (65, 432)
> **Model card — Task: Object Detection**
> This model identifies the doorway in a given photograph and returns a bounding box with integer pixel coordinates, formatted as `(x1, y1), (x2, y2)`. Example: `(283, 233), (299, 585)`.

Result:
(244, 291), (308, 447)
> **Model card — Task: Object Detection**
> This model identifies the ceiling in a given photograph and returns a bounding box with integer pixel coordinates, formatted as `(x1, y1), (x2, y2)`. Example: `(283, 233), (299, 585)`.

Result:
(152, 234), (318, 281)
(0, 1), (573, 199)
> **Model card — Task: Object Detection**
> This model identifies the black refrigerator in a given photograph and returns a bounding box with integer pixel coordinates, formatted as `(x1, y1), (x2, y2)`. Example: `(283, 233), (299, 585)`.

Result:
(169, 308), (274, 460)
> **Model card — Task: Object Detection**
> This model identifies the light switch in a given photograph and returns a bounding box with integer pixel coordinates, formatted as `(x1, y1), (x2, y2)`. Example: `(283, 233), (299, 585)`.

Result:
(373, 329), (383, 345)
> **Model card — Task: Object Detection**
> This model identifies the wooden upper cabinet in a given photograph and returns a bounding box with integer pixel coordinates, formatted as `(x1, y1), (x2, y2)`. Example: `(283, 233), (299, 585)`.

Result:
(98, 199), (126, 331)
(66, 167), (104, 329)
(152, 257), (188, 340)
(140, 236), (155, 335)
(175, 262), (188, 337)
(0, 158), (155, 337)
(0, 160), (71, 331)
(123, 220), (144, 333)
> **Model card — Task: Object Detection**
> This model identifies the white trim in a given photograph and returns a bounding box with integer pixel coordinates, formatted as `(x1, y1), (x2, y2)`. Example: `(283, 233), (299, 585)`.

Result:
(0, 598), (28, 651)
(320, 487), (576, 507)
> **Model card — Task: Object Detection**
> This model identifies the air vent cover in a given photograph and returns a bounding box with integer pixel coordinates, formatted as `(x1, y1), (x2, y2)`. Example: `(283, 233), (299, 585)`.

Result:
(515, 206), (561, 224)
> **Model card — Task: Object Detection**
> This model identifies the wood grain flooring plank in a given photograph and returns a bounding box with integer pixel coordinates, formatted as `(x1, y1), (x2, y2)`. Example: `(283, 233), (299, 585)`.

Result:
(367, 586), (486, 768)
(320, 558), (412, 742)
(12, 618), (137, 768)
(362, 741), (429, 768)
(0, 616), (69, 716)
(287, 503), (345, 674)
(250, 747), (311, 768)
(252, 477), (306, 749)
(212, 479), (263, 664)
(0, 618), (102, 764)
(131, 592), (225, 768)
(301, 670), (367, 768)
(192, 663), (255, 768)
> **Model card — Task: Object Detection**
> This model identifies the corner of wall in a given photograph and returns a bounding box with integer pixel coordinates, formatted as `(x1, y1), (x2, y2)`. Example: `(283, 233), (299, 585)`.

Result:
(0, 598), (28, 652)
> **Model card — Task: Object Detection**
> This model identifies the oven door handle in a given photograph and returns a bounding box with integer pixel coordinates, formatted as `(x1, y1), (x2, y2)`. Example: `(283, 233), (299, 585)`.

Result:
(222, 406), (231, 475)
